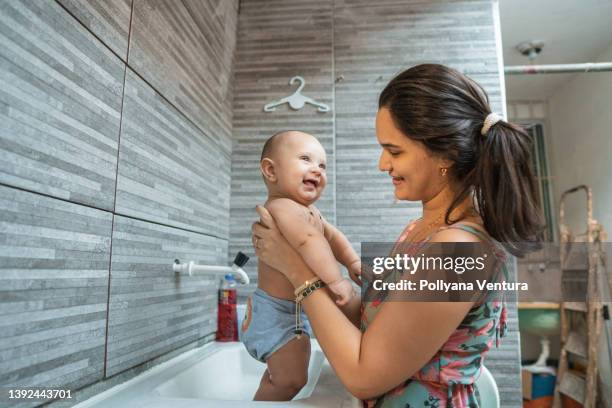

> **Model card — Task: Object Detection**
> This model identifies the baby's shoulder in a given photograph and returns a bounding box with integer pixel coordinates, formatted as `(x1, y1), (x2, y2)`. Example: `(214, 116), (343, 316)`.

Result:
(265, 198), (308, 217)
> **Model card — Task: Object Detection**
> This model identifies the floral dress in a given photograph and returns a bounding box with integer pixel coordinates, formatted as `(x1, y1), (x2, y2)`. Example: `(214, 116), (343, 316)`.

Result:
(361, 222), (509, 408)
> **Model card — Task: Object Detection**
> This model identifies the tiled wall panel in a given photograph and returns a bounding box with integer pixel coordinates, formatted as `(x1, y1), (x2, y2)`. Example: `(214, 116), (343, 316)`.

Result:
(0, 186), (112, 406)
(105, 215), (226, 376)
(115, 69), (231, 238)
(0, 0), (124, 211)
(230, 0), (335, 282)
(128, 0), (238, 139)
(57, 0), (133, 60)
(0, 0), (238, 402)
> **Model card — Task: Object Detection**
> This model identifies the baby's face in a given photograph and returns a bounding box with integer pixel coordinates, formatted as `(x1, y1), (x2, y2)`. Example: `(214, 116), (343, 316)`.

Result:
(274, 135), (327, 205)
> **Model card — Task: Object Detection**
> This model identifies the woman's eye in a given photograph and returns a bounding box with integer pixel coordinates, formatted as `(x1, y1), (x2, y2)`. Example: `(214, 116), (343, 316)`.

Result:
(389, 151), (400, 157)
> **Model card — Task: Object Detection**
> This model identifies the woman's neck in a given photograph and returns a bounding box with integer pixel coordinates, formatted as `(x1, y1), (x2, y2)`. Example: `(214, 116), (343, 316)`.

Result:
(421, 183), (474, 223)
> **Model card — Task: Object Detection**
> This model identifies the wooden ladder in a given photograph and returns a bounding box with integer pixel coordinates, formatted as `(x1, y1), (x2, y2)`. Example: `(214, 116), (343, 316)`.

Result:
(553, 185), (607, 408)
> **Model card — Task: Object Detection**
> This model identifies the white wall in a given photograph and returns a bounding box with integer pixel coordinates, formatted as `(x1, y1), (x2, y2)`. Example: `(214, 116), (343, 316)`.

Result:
(548, 41), (612, 234)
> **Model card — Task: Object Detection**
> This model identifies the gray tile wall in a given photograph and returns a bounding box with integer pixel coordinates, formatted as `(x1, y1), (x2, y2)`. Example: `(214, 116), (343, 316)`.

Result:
(57, 0), (132, 61)
(230, 0), (521, 406)
(128, 0), (238, 140)
(105, 215), (226, 376)
(0, 0), (238, 406)
(115, 68), (231, 238)
(0, 0), (124, 211)
(0, 186), (111, 403)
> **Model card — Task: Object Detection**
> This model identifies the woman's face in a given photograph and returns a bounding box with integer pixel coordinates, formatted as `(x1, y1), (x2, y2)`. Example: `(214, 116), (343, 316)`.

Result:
(375, 107), (447, 202)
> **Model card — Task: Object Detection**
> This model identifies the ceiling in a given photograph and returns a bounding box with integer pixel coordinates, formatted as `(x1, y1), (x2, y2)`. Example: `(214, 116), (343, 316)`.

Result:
(499, 0), (612, 100)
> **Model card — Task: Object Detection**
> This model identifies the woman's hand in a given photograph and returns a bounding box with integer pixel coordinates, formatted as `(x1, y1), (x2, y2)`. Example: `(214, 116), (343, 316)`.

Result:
(251, 205), (306, 281)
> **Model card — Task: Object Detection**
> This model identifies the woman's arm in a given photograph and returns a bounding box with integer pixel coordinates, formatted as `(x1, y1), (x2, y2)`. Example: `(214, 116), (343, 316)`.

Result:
(253, 206), (478, 399)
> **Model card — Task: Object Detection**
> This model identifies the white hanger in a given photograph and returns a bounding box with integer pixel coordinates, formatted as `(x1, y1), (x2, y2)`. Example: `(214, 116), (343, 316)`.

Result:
(263, 76), (330, 113)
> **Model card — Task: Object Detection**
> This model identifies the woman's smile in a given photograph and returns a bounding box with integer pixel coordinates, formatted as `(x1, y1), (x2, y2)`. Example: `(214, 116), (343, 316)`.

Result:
(391, 174), (405, 186)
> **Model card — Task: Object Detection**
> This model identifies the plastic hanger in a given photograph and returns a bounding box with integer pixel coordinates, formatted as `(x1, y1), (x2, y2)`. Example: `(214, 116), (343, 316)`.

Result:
(263, 76), (330, 113)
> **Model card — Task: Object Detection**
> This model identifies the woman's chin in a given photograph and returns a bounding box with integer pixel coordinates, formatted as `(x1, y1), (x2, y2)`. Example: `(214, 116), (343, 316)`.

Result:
(393, 188), (417, 201)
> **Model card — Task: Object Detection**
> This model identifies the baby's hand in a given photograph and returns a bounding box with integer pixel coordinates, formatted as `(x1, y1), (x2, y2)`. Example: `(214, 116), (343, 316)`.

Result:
(328, 278), (356, 306)
(348, 260), (362, 286)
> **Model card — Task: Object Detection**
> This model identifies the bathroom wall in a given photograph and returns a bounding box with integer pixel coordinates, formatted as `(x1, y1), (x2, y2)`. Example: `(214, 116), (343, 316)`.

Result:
(229, 0), (522, 406)
(548, 40), (612, 235)
(0, 0), (238, 405)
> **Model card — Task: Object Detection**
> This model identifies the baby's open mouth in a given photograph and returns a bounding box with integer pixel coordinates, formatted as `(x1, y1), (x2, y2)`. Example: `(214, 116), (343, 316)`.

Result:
(303, 179), (319, 188)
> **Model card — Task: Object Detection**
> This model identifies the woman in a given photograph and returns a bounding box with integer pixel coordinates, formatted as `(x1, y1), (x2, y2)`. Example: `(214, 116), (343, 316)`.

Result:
(251, 64), (543, 407)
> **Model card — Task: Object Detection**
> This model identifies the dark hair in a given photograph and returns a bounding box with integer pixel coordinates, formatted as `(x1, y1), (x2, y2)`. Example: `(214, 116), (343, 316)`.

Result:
(379, 64), (544, 257)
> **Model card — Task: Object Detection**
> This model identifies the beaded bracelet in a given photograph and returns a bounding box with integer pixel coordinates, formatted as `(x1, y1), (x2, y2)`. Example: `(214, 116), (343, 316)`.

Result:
(294, 277), (322, 297)
(294, 278), (326, 338)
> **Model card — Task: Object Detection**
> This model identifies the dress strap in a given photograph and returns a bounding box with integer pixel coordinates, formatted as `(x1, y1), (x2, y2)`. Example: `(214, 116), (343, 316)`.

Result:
(434, 223), (507, 263)
(436, 223), (489, 241)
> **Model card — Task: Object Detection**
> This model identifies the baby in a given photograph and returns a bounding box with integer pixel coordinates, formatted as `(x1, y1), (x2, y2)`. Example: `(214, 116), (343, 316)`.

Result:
(241, 130), (360, 401)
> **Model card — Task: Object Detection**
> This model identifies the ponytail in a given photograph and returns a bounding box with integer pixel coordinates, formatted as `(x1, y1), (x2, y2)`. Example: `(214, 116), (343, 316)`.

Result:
(474, 121), (544, 256)
(379, 64), (544, 256)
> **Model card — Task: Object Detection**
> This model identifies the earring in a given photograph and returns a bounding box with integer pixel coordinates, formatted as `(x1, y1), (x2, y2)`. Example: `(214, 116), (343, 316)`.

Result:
(440, 168), (448, 177)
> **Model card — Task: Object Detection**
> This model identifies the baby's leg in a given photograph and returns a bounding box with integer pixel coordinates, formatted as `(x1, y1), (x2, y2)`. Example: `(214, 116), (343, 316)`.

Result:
(254, 336), (310, 401)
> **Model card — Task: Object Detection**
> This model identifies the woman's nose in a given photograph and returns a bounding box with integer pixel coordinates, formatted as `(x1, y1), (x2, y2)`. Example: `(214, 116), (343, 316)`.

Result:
(379, 151), (391, 172)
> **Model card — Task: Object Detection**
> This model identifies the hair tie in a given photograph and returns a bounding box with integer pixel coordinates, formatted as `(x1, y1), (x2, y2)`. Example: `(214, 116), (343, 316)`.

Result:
(481, 112), (502, 136)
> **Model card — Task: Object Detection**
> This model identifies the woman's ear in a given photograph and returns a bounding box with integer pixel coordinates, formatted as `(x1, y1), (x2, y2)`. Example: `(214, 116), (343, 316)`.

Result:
(437, 157), (454, 173)
(260, 158), (277, 183)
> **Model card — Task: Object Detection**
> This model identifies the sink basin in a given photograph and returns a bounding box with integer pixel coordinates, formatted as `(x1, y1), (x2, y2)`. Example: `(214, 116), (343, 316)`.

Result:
(518, 303), (560, 369)
(518, 302), (560, 336)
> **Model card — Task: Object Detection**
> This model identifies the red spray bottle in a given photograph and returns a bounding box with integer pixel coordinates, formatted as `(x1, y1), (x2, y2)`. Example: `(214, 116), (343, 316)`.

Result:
(216, 274), (238, 341)
(215, 252), (249, 342)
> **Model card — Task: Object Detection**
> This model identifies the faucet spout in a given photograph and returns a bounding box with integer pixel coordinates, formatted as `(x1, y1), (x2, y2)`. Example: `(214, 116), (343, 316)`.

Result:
(172, 252), (250, 284)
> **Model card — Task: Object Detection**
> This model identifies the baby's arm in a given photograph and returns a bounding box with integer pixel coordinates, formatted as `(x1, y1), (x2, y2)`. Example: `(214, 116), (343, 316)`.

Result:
(266, 199), (354, 304)
(322, 220), (361, 284)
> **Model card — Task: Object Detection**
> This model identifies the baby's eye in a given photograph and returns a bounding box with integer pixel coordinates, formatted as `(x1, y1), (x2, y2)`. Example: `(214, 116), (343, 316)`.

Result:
(300, 155), (311, 161)
(319, 163), (326, 170)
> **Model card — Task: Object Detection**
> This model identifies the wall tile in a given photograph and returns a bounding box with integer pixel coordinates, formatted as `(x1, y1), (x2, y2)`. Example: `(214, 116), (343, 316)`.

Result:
(0, 0), (124, 210)
(0, 185), (111, 406)
(115, 69), (231, 238)
(128, 0), (238, 139)
(105, 216), (226, 376)
(57, 0), (133, 60)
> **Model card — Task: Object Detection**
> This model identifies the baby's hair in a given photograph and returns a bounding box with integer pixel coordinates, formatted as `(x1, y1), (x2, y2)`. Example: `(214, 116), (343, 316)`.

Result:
(260, 130), (300, 161)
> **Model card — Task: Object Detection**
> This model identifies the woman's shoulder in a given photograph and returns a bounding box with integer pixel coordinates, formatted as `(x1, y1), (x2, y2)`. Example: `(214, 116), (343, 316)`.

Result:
(428, 220), (487, 243)
(429, 220), (508, 262)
